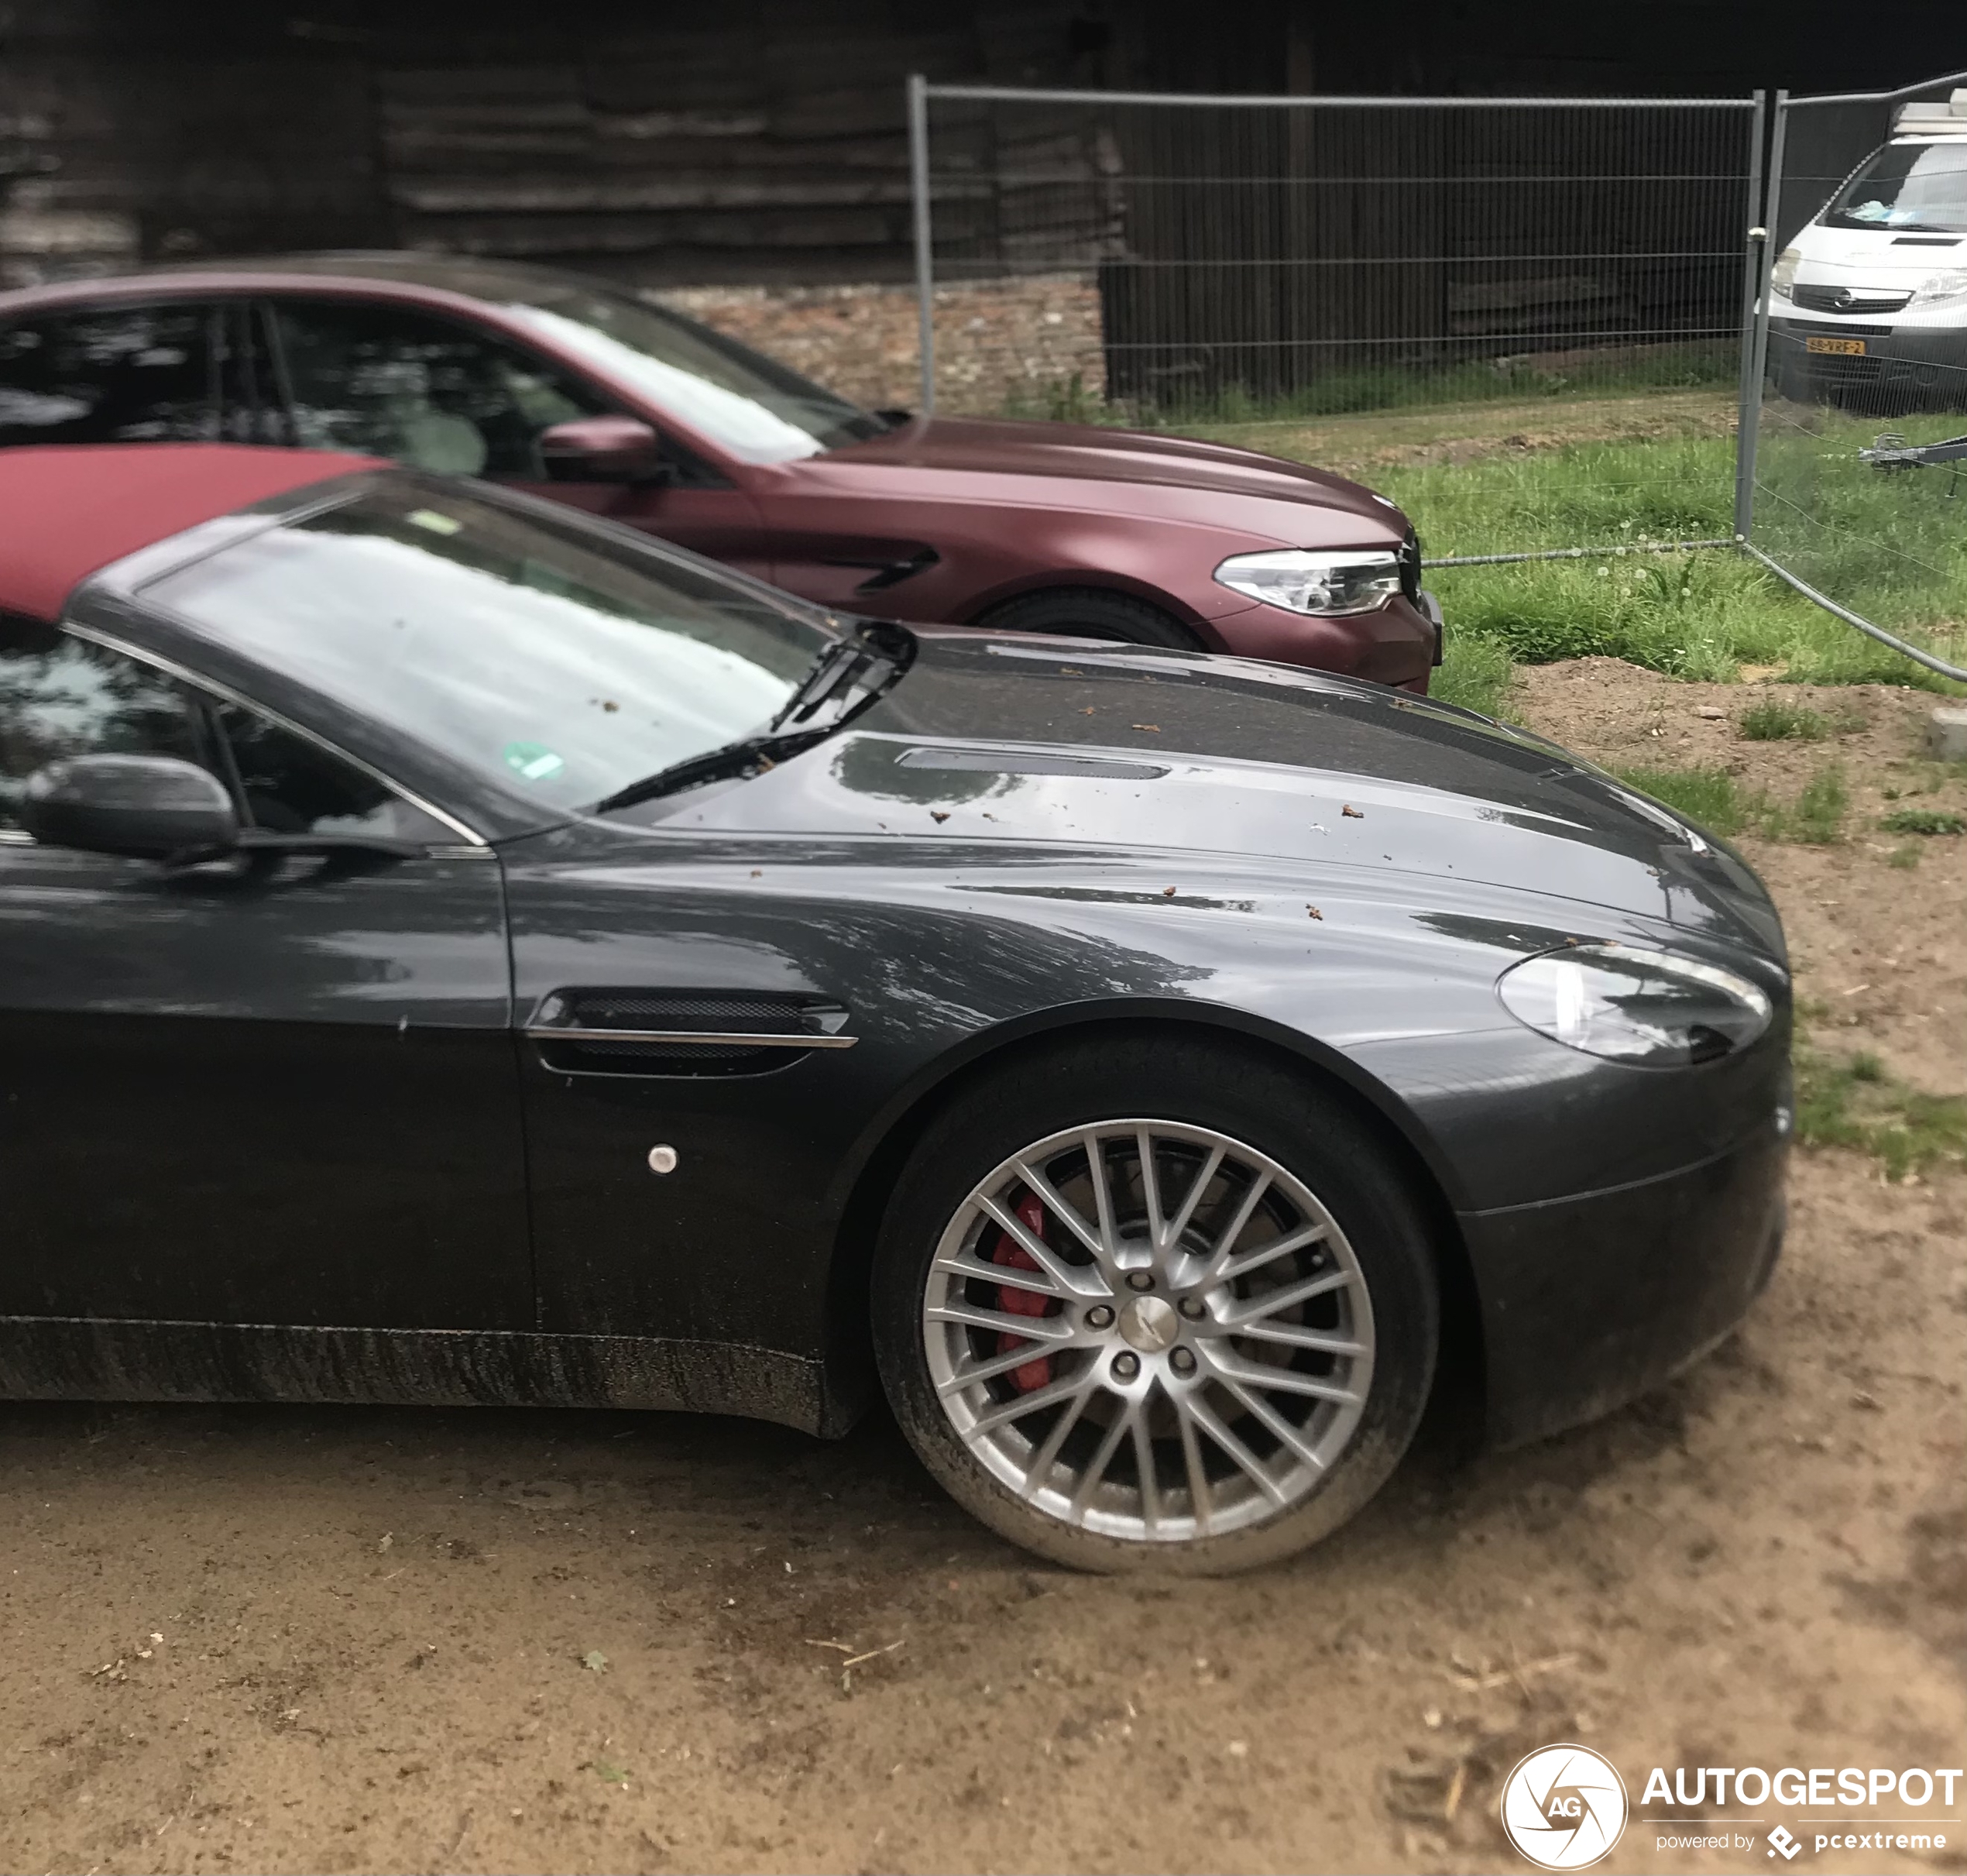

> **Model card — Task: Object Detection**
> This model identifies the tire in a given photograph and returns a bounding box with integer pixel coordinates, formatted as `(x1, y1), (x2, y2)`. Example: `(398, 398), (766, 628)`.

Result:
(872, 1032), (1440, 1575)
(975, 588), (1200, 651)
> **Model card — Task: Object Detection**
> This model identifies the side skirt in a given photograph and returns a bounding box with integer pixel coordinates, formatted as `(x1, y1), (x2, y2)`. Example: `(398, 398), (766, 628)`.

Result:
(0, 1317), (857, 1438)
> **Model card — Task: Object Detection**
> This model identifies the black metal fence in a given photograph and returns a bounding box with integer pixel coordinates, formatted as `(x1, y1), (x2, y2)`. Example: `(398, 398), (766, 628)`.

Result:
(909, 81), (1759, 421)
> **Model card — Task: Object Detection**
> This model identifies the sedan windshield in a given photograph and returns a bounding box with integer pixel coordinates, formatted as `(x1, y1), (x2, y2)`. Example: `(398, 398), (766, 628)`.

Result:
(502, 294), (889, 464)
(1826, 140), (1967, 233)
(144, 481), (836, 811)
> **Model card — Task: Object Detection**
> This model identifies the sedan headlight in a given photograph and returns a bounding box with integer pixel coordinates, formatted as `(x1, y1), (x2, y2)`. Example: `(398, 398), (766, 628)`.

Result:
(1770, 246), (1800, 299)
(1498, 943), (1773, 1067)
(1213, 548), (1402, 617)
(1911, 270), (1967, 309)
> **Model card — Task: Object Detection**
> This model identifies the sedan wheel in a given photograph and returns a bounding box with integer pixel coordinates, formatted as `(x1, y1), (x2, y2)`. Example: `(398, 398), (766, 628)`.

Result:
(874, 1037), (1437, 1573)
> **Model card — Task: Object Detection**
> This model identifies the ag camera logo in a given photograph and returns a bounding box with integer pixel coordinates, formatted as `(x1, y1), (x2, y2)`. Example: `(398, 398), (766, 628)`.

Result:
(1501, 1744), (1629, 1869)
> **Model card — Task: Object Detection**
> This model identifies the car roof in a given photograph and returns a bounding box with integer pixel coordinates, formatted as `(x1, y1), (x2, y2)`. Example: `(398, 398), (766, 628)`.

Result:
(0, 443), (377, 623)
(0, 252), (638, 315)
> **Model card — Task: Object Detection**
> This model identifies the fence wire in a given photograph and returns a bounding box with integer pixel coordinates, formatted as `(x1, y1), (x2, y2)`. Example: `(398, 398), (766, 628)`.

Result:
(912, 83), (1759, 565)
(1749, 71), (1967, 682)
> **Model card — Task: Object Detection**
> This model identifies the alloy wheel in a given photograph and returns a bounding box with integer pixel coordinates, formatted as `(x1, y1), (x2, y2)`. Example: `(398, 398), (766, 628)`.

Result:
(921, 1119), (1375, 1543)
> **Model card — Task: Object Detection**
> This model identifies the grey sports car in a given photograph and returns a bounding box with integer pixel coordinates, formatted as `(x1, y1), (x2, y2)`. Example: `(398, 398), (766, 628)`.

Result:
(0, 442), (1790, 1572)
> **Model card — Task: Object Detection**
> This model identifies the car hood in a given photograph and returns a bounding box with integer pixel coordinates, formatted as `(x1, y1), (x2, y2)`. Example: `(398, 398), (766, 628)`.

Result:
(798, 416), (1407, 542)
(1790, 216), (1967, 285)
(630, 631), (1784, 959)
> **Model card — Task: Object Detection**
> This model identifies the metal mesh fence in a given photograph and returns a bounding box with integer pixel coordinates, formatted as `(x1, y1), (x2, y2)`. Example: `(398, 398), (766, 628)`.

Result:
(1747, 73), (1967, 680)
(911, 83), (1760, 563)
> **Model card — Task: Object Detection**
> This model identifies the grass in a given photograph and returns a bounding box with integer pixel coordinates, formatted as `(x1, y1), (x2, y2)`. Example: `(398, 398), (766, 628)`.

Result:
(1135, 345), (1738, 426)
(1611, 761), (1848, 844)
(1430, 631), (1516, 718)
(1156, 396), (1967, 693)
(1795, 1047), (1967, 1180)
(1739, 698), (1830, 741)
(1613, 763), (1747, 831)
(1006, 345), (1739, 428)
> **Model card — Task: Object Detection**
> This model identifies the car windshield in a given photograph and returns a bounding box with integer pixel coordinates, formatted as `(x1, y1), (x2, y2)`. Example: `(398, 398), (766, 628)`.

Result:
(1825, 140), (1967, 233)
(499, 288), (887, 465)
(143, 481), (836, 812)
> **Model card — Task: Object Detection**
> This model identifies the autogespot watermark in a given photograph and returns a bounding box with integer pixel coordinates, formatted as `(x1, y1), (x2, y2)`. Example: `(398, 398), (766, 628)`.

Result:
(1500, 1747), (1962, 1867)
(1502, 1746), (1629, 1869)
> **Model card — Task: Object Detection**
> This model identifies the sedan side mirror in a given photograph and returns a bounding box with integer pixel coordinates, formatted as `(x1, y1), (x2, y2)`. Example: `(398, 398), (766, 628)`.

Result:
(539, 415), (671, 485)
(21, 754), (239, 860)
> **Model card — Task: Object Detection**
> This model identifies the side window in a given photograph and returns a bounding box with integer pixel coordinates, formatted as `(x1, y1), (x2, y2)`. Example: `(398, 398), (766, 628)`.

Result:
(0, 619), (450, 847)
(213, 703), (451, 844)
(267, 299), (606, 479)
(0, 620), (209, 831)
(0, 304), (218, 447)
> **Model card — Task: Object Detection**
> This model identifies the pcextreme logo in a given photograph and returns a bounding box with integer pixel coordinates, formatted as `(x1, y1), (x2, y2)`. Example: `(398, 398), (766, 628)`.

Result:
(1501, 1744), (1629, 1869)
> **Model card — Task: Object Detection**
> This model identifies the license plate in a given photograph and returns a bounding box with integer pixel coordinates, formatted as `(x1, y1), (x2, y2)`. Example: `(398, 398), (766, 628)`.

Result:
(1807, 336), (1867, 356)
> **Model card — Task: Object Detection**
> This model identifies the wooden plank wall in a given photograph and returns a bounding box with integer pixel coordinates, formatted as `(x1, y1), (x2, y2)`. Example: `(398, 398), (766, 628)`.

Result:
(0, 0), (1111, 287)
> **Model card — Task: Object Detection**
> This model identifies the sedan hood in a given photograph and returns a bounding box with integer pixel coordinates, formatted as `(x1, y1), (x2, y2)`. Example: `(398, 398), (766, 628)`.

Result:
(639, 631), (1783, 958)
(802, 415), (1406, 540)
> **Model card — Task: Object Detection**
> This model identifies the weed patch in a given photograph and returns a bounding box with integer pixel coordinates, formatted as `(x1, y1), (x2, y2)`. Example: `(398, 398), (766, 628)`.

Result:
(1612, 761), (1847, 844)
(1739, 698), (1829, 741)
(1795, 1047), (1967, 1180)
(1783, 764), (1848, 844)
(1880, 807), (1965, 837)
(1613, 763), (1751, 834)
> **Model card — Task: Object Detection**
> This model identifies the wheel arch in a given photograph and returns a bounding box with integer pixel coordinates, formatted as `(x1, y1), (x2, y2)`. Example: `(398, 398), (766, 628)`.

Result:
(961, 574), (1220, 645)
(819, 1002), (1484, 1435)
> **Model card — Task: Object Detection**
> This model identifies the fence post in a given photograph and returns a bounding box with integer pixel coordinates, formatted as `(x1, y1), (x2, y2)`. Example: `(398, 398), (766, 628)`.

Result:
(1736, 91), (1789, 543)
(1732, 90), (1770, 543)
(907, 73), (936, 417)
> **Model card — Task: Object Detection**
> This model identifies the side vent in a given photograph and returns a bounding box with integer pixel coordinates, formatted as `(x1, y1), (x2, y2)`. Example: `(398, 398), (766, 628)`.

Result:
(526, 990), (856, 1078)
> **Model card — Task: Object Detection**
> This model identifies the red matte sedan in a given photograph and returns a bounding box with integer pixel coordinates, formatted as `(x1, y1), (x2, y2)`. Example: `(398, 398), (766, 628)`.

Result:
(0, 254), (1442, 688)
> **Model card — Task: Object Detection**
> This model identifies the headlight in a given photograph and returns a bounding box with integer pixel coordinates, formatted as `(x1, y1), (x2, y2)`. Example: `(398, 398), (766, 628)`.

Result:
(1911, 270), (1967, 308)
(1497, 943), (1773, 1067)
(1213, 548), (1402, 617)
(1770, 246), (1800, 299)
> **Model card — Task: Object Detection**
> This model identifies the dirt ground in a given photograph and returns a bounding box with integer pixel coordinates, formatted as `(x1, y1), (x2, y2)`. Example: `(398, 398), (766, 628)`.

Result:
(2, 661), (1963, 1876)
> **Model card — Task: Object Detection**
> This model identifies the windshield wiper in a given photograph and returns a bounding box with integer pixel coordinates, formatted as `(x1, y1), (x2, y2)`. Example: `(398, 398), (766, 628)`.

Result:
(592, 620), (913, 815)
(590, 725), (836, 814)
(767, 634), (878, 733)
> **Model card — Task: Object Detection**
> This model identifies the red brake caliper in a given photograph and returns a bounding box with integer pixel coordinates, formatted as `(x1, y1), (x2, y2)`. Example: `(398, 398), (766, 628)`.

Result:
(992, 1191), (1058, 1393)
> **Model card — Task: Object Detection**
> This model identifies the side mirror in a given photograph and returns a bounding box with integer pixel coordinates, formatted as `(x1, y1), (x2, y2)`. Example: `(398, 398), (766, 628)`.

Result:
(21, 754), (239, 860)
(539, 415), (670, 485)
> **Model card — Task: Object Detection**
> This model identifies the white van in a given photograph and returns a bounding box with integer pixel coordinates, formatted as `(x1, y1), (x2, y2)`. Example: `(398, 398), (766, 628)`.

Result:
(1769, 90), (1967, 408)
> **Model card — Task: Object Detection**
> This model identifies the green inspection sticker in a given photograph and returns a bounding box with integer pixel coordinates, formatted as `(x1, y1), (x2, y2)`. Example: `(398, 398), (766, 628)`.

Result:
(503, 741), (565, 782)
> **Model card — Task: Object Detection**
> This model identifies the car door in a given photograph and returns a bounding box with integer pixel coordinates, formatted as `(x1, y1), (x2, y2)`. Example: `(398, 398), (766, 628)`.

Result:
(260, 294), (776, 579)
(0, 618), (530, 1331)
(499, 826), (871, 1363)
